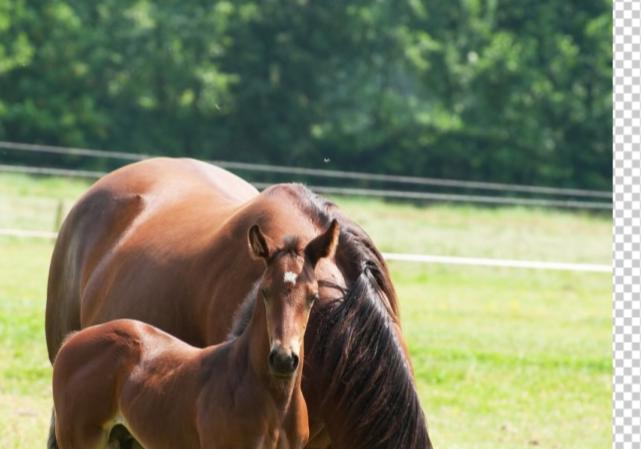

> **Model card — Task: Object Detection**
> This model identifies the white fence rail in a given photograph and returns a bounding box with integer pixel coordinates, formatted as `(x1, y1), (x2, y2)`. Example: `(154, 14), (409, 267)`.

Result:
(0, 141), (612, 272)
(0, 228), (57, 239)
(0, 228), (610, 273)
(382, 252), (610, 273)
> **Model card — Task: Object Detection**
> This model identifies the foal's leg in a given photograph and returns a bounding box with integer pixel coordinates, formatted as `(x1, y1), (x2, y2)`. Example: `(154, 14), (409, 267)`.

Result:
(55, 414), (114, 449)
(54, 386), (119, 449)
(52, 334), (133, 449)
(50, 408), (117, 449)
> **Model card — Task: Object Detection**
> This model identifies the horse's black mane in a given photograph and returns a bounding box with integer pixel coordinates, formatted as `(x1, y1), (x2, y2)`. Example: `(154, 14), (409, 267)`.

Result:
(230, 183), (431, 449)
(313, 264), (430, 449)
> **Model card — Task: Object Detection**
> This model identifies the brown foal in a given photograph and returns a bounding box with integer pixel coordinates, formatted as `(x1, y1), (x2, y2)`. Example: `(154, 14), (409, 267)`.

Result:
(52, 220), (339, 449)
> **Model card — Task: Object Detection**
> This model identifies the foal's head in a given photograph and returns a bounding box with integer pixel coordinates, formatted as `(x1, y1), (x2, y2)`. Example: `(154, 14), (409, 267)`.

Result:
(248, 219), (339, 378)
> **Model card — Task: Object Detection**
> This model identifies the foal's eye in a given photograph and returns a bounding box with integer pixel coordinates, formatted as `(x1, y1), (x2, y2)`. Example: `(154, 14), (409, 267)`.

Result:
(261, 288), (270, 301)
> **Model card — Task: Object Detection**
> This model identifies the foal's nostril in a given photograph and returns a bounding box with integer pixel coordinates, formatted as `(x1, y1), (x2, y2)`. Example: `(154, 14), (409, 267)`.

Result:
(269, 350), (278, 368)
(269, 348), (299, 375)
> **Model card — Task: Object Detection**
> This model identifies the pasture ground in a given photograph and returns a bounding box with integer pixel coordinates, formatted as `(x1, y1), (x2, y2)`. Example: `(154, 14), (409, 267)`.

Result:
(0, 173), (611, 448)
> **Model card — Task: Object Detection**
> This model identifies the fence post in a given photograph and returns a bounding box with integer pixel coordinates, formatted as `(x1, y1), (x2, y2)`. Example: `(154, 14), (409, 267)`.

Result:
(53, 199), (64, 232)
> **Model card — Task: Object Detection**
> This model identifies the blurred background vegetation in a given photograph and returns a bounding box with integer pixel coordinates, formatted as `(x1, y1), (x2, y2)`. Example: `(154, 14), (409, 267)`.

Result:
(0, 0), (612, 189)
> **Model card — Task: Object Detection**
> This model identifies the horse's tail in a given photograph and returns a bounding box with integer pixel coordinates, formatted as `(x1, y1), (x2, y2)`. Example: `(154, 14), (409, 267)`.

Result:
(47, 409), (58, 449)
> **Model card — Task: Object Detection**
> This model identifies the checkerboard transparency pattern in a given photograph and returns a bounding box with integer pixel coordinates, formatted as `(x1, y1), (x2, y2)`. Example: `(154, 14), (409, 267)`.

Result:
(614, 1), (641, 447)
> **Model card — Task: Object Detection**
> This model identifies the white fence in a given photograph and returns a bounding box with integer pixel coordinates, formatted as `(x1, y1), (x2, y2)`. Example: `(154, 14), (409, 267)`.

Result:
(0, 141), (612, 272)
(0, 228), (610, 273)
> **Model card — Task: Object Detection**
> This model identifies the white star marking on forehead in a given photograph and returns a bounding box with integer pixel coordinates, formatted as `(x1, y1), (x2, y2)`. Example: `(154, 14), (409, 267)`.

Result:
(283, 271), (298, 286)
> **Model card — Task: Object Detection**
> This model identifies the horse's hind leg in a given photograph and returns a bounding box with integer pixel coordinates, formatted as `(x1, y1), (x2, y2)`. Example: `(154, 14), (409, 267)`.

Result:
(47, 408), (58, 449)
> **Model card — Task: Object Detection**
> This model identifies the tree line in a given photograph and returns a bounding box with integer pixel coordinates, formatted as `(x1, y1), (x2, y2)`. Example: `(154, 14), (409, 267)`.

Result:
(0, 0), (612, 190)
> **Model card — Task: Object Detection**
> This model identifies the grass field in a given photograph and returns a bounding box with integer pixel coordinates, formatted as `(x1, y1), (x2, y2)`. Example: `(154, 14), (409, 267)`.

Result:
(0, 173), (612, 448)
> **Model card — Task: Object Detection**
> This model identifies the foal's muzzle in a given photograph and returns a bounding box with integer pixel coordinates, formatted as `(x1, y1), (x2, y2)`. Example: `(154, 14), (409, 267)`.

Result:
(268, 347), (299, 377)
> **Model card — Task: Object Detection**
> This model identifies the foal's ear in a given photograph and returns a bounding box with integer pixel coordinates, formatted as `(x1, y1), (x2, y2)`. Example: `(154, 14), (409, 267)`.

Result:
(248, 224), (270, 260)
(305, 219), (340, 267)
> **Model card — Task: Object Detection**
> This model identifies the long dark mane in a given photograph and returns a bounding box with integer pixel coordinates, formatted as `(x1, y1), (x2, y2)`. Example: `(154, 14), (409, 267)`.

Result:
(281, 184), (431, 449)
(314, 269), (431, 449)
(232, 184), (431, 449)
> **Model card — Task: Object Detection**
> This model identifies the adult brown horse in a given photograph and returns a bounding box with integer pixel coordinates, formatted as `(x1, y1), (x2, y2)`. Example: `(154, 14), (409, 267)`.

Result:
(52, 222), (339, 449)
(46, 158), (431, 449)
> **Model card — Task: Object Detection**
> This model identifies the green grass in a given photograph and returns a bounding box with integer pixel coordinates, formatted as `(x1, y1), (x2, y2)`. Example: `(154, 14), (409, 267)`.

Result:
(336, 196), (611, 263)
(0, 173), (612, 448)
(0, 173), (89, 231)
(0, 238), (54, 446)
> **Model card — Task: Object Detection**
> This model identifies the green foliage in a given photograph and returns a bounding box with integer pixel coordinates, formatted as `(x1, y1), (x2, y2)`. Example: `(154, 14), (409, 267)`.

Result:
(0, 0), (612, 189)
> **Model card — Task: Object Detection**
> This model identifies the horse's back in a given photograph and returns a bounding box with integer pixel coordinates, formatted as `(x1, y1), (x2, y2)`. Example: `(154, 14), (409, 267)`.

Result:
(92, 157), (258, 205)
(53, 319), (144, 385)
(54, 317), (199, 396)
(46, 158), (258, 362)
